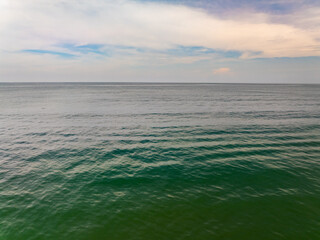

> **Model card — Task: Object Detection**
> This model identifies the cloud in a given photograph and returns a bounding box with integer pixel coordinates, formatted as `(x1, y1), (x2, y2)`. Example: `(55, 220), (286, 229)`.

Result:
(0, 0), (320, 82)
(0, 0), (320, 58)
(213, 67), (231, 75)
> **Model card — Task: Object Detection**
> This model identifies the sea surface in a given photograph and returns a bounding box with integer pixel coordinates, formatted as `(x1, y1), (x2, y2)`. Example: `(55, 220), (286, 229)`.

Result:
(0, 83), (320, 240)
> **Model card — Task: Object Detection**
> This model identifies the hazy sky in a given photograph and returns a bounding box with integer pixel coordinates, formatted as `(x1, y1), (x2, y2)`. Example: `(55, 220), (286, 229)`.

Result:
(1, 0), (320, 83)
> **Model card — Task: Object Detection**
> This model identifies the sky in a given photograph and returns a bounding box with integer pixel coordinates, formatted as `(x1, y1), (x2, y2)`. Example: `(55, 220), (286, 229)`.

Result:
(0, 0), (320, 83)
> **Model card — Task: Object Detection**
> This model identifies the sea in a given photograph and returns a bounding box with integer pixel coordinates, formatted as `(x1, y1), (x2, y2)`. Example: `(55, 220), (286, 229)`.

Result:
(0, 83), (320, 240)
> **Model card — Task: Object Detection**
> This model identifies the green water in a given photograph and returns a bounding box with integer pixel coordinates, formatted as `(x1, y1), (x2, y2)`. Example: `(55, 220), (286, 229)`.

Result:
(0, 83), (320, 239)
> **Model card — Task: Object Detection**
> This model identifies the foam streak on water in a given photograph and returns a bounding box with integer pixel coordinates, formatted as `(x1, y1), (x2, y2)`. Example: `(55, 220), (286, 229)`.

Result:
(0, 83), (320, 240)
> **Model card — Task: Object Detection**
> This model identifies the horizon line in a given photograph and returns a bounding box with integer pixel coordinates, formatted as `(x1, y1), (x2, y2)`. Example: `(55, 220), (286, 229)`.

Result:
(0, 82), (319, 85)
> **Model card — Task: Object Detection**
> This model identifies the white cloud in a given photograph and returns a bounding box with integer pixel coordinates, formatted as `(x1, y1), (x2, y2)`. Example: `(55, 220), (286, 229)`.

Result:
(0, 0), (319, 58)
(1, 0), (320, 82)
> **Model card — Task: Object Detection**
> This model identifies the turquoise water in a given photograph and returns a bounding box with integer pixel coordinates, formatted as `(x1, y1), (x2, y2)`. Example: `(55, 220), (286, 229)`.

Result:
(0, 83), (320, 240)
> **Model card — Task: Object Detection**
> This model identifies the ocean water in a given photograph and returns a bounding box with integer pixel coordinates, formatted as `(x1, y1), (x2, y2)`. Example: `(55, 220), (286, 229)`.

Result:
(0, 83), (320, 240)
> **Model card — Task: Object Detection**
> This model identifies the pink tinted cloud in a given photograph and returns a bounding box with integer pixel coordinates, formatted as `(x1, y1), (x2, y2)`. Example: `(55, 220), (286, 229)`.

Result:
(213, 67), (230, 75)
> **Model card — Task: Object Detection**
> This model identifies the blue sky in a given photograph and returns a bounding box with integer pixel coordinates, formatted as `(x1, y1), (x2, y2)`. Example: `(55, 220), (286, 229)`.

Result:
(140, 0), (320, 12)
(0, 0), (319, 83)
